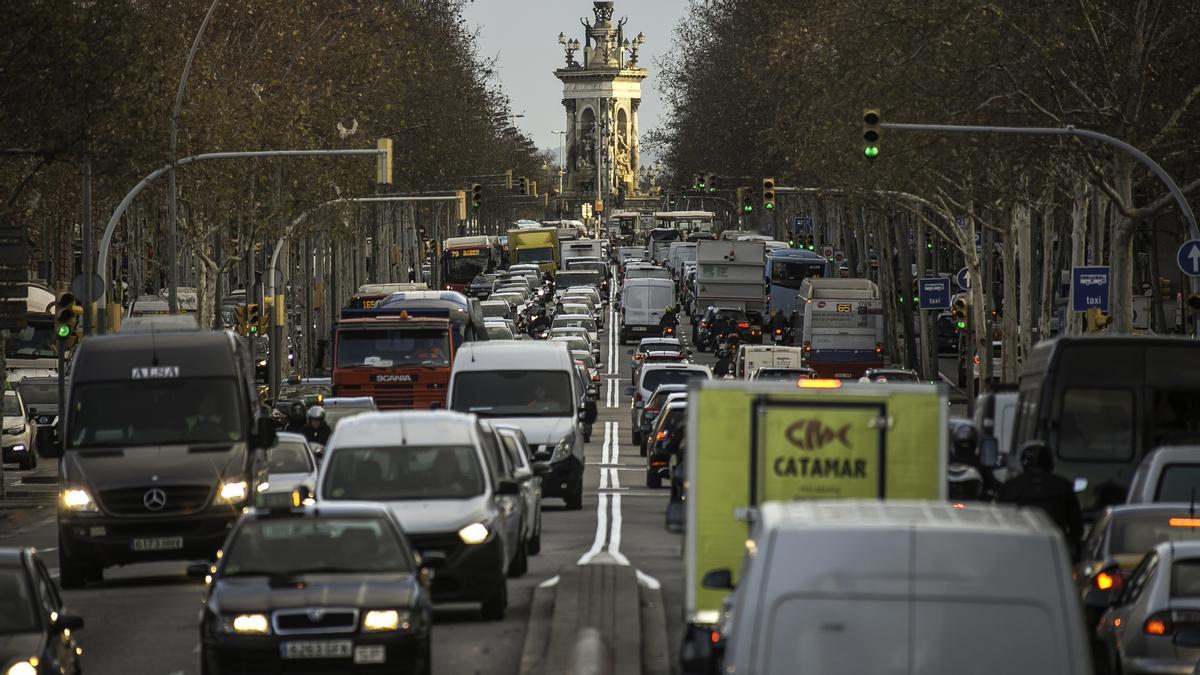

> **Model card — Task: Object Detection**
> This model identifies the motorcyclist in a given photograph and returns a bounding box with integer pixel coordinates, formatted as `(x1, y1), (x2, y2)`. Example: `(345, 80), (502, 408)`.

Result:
(527, 308), (551, 336)
(284, 401), (308, 434)
(303, 405), (332, 446)
(768, 310), (789, 341)
(713, 335), (737, 377)
(659, 305), (679, 334)
(998, 440), (1083, 555)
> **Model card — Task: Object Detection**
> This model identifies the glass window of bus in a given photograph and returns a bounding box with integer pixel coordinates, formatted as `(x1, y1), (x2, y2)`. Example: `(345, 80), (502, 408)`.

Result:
(7, 323), (56, 359)
(1056, 388), (1134, 462)
(770, 261), (823, 289)
(445, 248), (489, 283)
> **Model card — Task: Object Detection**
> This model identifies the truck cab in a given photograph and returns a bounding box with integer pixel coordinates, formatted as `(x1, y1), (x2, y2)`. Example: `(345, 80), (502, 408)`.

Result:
(332, 312), (455, 410)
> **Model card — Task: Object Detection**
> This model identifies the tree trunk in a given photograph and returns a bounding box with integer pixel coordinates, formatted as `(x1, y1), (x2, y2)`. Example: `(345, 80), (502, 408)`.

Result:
(915, 219), (933, 379)
(1067, 179), (1090, 335)
(1109, 155), (1136, 334)
(1038, 202), (1057, 341)
(1002, 204), (1021, 382)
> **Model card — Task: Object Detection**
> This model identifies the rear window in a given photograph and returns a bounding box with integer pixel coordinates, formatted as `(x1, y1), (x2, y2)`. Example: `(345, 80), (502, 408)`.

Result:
(1157, 465), (1200, 502)
(641, 368), (708, 392)
(1110, 513), (1200, 556)
(1172, 558), (1200, 598)
(1057, 388), (1134, 462)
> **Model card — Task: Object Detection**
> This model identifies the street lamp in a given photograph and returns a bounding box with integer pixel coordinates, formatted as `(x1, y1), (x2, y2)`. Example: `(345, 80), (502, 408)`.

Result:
(552, 130), (567, 193)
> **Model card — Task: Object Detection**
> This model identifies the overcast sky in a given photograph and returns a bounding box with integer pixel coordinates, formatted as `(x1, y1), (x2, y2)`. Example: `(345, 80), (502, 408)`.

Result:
(462, 0), (691, 160)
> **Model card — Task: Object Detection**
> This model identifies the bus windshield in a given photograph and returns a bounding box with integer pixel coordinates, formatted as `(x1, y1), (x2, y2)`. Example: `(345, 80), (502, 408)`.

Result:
(770, 261), (825, 289)
(444, 248), (489, 283)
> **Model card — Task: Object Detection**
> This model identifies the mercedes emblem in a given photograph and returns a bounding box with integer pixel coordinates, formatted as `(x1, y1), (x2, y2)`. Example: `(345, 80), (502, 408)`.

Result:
(143, 488), (167, 512)
(306, 608), (326, 622)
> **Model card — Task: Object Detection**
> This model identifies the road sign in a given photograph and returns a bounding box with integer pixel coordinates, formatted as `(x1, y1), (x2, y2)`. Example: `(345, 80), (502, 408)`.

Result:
(792, 215), (813, 234)
(918, 278), (951, 310)
(1179, 240), (1200, 278)
(955, 267), (970, 290)
(833, 250), (845, 264)
(821, 245), (834, 259)
(70, 272), (105, 304)
(1071, 265), (1110, 312)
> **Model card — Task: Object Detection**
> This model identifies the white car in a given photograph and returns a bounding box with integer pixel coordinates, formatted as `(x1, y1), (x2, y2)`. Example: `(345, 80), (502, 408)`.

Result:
(551, 314), (599, 346)
(2, 389), (36, 470)
(263, 431), (319, 494)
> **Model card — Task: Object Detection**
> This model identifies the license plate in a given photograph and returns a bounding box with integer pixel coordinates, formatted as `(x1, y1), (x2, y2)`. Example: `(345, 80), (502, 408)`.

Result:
(282, 640), (353, 659)
(130, 536), (183, 552)
(354, 645), (386, 664)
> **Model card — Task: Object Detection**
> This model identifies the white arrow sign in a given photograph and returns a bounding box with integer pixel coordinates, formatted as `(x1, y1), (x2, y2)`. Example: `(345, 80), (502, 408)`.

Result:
(1179, 240), (1200, 278)
(1190, 246), (1200, 272)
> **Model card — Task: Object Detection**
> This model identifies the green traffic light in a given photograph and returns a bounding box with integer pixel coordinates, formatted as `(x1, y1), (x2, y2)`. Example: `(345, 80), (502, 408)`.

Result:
(249, 325), (258, 334)
(956, 321), (967, 330)
(743, 205), (753, 213)
(807, 245), (815, 250)
(57, 324), (71, 338)
(765, 203), (775, 210)
(864, 145), (880, 159)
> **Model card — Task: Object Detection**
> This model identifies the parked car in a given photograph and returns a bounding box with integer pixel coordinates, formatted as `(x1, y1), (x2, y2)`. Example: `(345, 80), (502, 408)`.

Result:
(0, 548), (84, 675)
(644, 400), (687, 488)
(2, 389), (35, 470)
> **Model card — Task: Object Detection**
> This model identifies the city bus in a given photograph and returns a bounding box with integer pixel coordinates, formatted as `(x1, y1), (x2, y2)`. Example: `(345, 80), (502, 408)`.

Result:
(765, 248), (836, 321)
(441, 235), (500, 293)
(654, 211), (714, 238)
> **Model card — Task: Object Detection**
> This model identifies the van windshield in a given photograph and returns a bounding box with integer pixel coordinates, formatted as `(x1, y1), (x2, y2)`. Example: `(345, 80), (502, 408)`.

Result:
(451, 371), (573, 416)
(68, 378), (242, 447)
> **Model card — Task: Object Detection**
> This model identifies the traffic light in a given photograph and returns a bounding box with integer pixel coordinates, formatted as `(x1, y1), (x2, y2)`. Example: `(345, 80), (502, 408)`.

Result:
(246, 303), (262, 335)
(54, 292), (82, 350)
(863, 108), (882, 159)
(698, 173), (708, 192)
(233, 304), (249, 335)
(692, 173), (703, 191)
(805, 234), (815, 251)
(706, 173), (717, 193)
(519, 177), (528, 195)
(787, 235), (796, 248)
(737, 187), (753, 213)
(951, 293), (971, 331)
(762, 177), (776, 210)
(471, 183), (483, 210)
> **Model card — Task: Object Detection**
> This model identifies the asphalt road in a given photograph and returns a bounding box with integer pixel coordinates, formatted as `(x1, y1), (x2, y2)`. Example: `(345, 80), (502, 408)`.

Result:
(0, 290), (688, 675)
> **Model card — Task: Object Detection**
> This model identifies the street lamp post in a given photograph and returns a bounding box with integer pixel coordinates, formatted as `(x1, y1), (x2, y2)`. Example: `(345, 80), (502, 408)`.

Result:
(552, 130), (567, 194)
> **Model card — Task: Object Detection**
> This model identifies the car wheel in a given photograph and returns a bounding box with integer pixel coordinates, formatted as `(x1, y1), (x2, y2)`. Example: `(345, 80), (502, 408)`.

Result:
(58, 556), (87, 590)
(639, 443), (647, 458)
(200, 648), (221, 675)
(18, 454), (33, 471)
(509, 536), (529, 578)
(566, 482), (584, 510)
(480, 580), (508, 621)
(646, 468), (662, 489)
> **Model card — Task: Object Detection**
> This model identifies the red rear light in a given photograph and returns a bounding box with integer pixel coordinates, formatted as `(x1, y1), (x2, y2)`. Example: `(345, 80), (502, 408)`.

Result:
(1145, 612), (1174, 636)
(803, 341), (812, 352)
(774, 329), (782, 335)
(737, 322), (750, 329)
(972, 354), (981, 365)
(701, 322), (711, 328)
(875, 343), (883, 354)
(655, 431), (668, 441)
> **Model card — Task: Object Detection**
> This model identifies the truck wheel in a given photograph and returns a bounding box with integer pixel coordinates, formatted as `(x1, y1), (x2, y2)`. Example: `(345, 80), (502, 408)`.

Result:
(480, 581), (508, 621)
(58, 557), (87, 590)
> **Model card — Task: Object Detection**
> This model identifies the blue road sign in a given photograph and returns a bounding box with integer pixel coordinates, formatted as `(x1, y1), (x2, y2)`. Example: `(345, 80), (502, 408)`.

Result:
(1179, 240), (1200, 278)
(955, 267), (970, 290)
(918, 278), (951, 310)
(792, 215), (813, 233)
(1071, 266), (1110, 312)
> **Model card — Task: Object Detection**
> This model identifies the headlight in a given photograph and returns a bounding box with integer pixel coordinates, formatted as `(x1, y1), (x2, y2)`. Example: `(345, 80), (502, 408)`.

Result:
(362, 609), (412, 633)
(220, 613), (270, 635)
(217, 480), (249, 504)
(550, 434), (574, 463)
(4, 425), (25, 435)
(458, 522), (490, 545)
(6, 660), (37, 675)
(61, 487), (98, 512)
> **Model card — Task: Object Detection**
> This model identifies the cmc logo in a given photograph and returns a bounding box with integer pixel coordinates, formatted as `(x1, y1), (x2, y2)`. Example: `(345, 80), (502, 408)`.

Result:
(785, 419), (851, 451)
(373, 374), (414, 383)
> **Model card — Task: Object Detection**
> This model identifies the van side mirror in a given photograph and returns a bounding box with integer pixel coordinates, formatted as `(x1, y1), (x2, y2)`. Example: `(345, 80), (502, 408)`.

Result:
(702, 568), (735, 591)
(623, 386), (636, 397)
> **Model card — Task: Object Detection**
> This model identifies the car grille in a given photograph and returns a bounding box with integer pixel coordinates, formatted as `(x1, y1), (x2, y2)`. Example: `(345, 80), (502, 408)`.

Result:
(98, 485), (211, 516)
(272, 608), (359, 635)
(407, 532), (461, 568)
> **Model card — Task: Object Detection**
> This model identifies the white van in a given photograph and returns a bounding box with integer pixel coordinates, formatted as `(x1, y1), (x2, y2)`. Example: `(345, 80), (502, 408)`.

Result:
(667, 242), (698, 277)
(734, 345), (803, 379)
(711, 501), (1090, 675)
(620, 278), (675, 344)
(448, 341), (595, 510)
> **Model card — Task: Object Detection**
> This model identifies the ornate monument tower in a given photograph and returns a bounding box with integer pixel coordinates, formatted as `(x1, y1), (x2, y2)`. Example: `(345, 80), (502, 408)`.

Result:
(555, 1), (648, 206)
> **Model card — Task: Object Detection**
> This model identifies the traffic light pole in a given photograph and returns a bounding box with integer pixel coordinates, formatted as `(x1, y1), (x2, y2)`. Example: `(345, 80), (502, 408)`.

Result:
(880, 120), (1200, 335)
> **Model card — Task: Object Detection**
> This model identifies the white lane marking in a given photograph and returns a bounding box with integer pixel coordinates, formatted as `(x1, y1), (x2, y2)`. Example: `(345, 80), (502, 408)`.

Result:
(607, 493), (629, 566)
(577, 493), (609, 565)
(636, 569), (661, 590)
(538, 575), (561, 588)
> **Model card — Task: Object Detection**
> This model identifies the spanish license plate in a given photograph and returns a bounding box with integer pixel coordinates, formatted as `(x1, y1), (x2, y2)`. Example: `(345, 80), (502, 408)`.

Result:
(130, 536), (183, 552)
(282, 640), (353, 659)
(353, 645), (386, 664)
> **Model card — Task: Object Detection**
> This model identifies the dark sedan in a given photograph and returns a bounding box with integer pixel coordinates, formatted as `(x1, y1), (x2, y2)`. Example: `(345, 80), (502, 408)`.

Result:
(0, 548), (84, 675)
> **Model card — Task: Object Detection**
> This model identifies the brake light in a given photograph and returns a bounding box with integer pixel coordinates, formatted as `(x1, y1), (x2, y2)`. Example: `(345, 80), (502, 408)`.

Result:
(799, 379), (842, 389)
(1169, 517), (1200, 528)
(774, 329), (782, 335)
(875, 343), (883, 354)
(1095, 571), (1116, 591)
(802, 341), (812, 352)
(1145, 612), (1173, 636)
(737, 322), (750, 329)
(634, 353), (645, 360)
(656, 431), (668, 441)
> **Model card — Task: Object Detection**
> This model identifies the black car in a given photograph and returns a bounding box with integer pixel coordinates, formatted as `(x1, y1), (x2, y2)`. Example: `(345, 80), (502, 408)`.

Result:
(15, 377), (59, 461)
(0, 548), (84, 675)
(936, 312), (959, 354)
(466, 273), (498, 300)
(195, 494), (433, 675)
(695, 307), (755, 351)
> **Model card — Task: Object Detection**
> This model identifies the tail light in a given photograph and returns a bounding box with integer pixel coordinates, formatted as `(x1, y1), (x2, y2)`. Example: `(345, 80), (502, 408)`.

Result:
(1094, 570), (1120, 591)
(655, 430), (668, 441)
(803, 341), (812, 352)
(737, 322), (750, 329)
(875, 343), (883, 354)
(774, 329), (783, 335)
(1145, 612), (1174, 636)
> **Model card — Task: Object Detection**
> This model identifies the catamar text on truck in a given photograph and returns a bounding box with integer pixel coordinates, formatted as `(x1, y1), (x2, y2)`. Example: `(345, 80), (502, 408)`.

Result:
(507, 226), (560, 277)
(796, 277), (884, 378)
(681, 378), (946, 671)
(333, 290), (488, 409)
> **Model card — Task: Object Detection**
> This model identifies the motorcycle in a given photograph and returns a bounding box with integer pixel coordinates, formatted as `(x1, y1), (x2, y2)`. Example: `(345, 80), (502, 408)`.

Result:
(771, 328), (785, 344)
(663, 325), (675, 337)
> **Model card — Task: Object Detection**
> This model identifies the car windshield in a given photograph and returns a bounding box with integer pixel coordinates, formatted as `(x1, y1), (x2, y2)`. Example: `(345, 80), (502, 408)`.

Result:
(554, 317), (597, 332)
(756, 369), (813, 380)
(68, 378), (242, 447)
(336, 328), (450, 368)
(1109, 513), (1200, 556)
(15, 382), (57, 407)
(0, 569), (37, 634)
(515, 247), (554, 264)
(323, 445), (484, 500)
(481, 303), (508, 318)
(6, 322), (56, 359)
(277, 383), (332, 403)
(486, 325), (513, 340)
(3, 393), (21, 417)
(268, 442), (313, 474)
(222, 517), (411, 577)
(641, 368), (708, 392)
(452, 371), (574, 416)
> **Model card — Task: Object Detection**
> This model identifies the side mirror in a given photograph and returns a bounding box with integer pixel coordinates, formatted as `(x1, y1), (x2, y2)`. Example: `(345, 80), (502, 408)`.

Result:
(623, 386), (636, 397)
(496, 480), (521, 496)
(701, 568), (736, 591)
(531, 462), (552, 476)
(53, 613), (85, 631)
(254, 417), (277, 449)
(513, 467), (533, 483)
(186, 561), (212, 579)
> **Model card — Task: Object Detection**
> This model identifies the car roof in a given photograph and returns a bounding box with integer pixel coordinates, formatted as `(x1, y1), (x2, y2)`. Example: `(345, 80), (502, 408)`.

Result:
(329, 410), (478, 449)
(1105, 504), (1200, 518)
(638, 338), (682, 347)
(641, 363), (710, 374)
(274, 432), (309, 445)
(245, 501), (394, 520)
(1162, 540), (1200, 558)
(454, 341), (574, 371)
(644, 351), (686, 358)
(554, 314), (593, 321)
(72, 331), (240, 381)
(760, 500), (1058, 535)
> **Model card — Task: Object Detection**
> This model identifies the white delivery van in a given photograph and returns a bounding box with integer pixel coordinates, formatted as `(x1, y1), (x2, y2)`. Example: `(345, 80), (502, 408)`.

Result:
(448, 341), (595, 510)
(667, 242), (698, 277)
(733, 345), (803, 379)
(711, 501), (1090, 675)
(620, 278), (675, 344)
